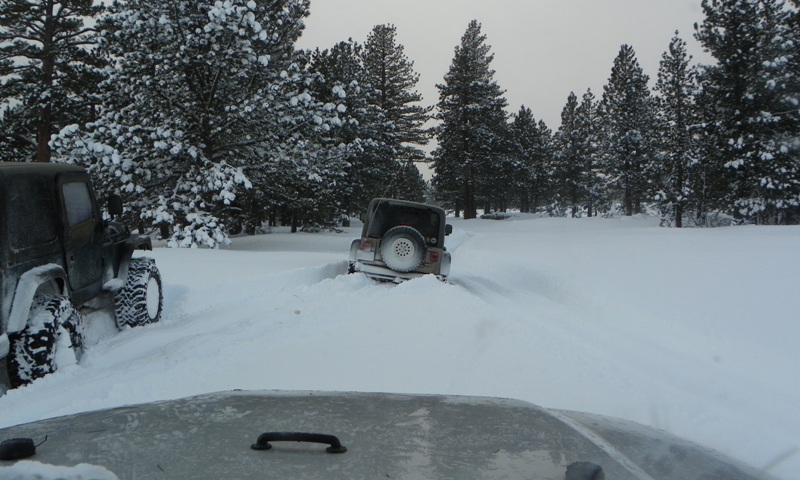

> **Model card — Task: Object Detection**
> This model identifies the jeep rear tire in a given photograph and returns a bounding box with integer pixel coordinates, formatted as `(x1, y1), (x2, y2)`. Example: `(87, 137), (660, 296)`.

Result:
(380, 226), (426, 273)
(114, 257), (163, 328)
(8, 295), (84, 388)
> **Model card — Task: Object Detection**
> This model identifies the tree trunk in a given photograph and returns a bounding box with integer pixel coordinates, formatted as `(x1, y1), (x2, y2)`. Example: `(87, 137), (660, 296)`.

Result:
(570, 184), (579, 218)
(36, 2), (56, 163)
(675, 161), (684, 228)
(624, 184), (633, 216)
(463, 181), (476, 220)
(269, 207), (277, 227)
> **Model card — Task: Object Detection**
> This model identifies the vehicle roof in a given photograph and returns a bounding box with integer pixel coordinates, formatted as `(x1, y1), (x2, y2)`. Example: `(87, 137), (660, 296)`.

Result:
(368, 197), (447, 215)
(0, 162), (85, 179)
(0, 391), (772, 480)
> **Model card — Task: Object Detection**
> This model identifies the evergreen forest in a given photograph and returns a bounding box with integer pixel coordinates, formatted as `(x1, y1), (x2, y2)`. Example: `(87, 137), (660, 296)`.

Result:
(1, 0), (798, 246)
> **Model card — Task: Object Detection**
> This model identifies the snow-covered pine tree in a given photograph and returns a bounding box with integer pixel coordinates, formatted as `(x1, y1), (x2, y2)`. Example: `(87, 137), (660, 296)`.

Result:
(309, 40), (382, 214)
(360, 24), (430, 201)
(432, 20), (509, 219)
(481, 119), (517, 213)
(52, 0), (347, 246)
(555, 92), (584, 217)
(308, 37), (428, 210)
(599, 44), (658, 216)
(575, 89), (603, 217)
(789, 2), (800, 224)
(654, 33), (702, 227)
(510, 106), (553, 213)
(0, 0), (105, 163)
(392, 160), (427, 203)
(552, 89), (603, 217)
(695, 0), (800, 224)
(253, 48), (349, 234)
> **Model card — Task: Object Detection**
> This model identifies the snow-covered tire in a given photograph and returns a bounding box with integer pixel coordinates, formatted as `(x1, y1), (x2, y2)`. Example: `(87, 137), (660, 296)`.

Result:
(380, 226), (427, 273)
(7, 295), (84, 388)
(114, 257), (163, 328)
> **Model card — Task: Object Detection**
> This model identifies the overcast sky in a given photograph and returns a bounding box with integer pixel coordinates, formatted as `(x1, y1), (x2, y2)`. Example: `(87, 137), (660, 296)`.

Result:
(296, 0), (712, 130)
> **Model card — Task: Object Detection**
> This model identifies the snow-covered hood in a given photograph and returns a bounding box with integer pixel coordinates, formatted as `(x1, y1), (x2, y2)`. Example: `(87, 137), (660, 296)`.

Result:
(0, 390), (773, 480)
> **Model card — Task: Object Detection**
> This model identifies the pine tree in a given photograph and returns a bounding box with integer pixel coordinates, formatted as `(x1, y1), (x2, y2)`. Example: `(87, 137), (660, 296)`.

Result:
(654, 33), (704, 227)
(599, 44), (658, 216)
(0, 0), (105, 162)
(432, 20), (509, 219)
(555, 92), (583, 217)
(554, 90), (604, 217)
(695, 0), (800, 223)
(575, 89), (603, 217)
(482, 120), (517, 213)
(308, 40), (388, 214)
(52, 0), (346, 246)
(788, 2), (800, 222)
(392, 161), (428, 202)
(359, 24), (430, 202)
(361, 24), (430, 164)
(510, 106), (552, 213)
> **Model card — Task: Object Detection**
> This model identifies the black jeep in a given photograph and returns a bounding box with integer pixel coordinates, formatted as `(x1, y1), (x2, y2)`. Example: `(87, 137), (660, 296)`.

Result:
(349, 198), (452, 282)
(0, 162), (163, 388)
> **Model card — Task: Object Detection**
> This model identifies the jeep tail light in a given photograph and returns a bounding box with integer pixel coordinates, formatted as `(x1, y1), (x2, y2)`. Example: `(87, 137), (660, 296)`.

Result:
(429, 251), (440, 262)
(360, 240), (374, 252)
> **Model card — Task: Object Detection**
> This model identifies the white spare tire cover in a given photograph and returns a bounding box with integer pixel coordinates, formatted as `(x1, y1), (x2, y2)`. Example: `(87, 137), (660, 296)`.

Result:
(380, 226), (427, 273)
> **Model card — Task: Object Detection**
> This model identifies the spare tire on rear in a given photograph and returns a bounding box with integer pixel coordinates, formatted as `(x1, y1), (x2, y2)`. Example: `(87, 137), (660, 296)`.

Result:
(380, 226), (426, 273)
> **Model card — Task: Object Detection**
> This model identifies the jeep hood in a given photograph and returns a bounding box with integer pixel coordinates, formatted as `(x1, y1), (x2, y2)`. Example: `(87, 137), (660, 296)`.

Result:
(0, 390), (772, 479)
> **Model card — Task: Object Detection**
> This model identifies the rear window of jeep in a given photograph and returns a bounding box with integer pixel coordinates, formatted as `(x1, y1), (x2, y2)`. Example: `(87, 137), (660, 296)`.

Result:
(367, 204), (441, 240)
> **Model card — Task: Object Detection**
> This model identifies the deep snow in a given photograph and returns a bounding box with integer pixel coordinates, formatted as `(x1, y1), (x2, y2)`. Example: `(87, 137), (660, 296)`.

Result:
(0, 215), (798, 479)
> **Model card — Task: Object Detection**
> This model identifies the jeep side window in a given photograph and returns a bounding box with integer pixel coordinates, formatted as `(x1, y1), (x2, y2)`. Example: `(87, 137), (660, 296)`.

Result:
(8, 175), (57, 249)
(62, 181), (94, 227)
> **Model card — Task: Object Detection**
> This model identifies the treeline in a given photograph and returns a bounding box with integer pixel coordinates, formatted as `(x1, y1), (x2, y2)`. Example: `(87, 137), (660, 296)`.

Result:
(434, 2), (799, 226)
(1, 1), (798, 249)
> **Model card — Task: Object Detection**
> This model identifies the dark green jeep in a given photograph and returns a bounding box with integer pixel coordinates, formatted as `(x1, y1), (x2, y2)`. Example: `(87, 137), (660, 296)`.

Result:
(0, 162), (163, 389)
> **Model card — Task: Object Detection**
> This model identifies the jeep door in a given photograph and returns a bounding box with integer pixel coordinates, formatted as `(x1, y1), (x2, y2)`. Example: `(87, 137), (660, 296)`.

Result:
(57, 173), (103, 304)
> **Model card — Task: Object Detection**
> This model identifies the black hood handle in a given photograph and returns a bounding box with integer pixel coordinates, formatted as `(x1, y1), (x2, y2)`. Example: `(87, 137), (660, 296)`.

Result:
(251, 432), (347, 454)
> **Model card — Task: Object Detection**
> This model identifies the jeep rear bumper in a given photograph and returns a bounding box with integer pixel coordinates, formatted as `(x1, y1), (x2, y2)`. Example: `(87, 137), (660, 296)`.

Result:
(353, 262), (446, 283)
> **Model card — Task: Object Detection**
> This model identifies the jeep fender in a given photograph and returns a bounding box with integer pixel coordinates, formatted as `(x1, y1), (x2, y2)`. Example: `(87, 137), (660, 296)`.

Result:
(349, 239), (360, 263)
(6, 264), (69, 335)
(112, 235), (153, 289)
(440, 251), (452, 277)
(0, 333), (9, 359)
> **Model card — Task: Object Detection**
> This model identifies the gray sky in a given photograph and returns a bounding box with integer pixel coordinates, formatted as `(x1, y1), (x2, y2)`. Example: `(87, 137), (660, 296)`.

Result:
(296, 0), (711, 130)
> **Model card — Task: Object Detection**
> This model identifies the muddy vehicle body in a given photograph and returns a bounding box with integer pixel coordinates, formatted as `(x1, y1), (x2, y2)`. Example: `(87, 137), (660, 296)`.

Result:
(0, 162), (162, 388)
(349, 198), (452, 282)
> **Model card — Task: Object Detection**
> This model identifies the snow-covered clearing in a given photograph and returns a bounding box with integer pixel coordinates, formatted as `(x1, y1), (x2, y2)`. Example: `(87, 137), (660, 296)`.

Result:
(1, 215), (798, 479)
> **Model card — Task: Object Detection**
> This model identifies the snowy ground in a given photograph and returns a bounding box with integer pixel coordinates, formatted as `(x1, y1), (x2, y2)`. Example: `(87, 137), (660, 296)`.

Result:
(0, 215), (798, 479)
